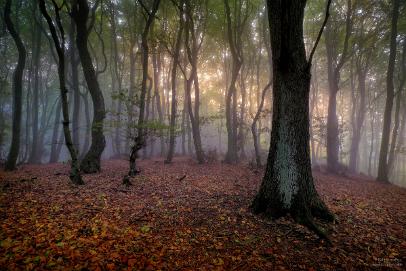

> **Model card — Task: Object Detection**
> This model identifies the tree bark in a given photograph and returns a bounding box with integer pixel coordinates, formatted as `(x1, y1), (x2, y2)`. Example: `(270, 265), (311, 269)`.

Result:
(71, 0), (106, 173)
(4, 0), (27, 171)
(377, 0), (400, 183)
(252, 0), (334, 240)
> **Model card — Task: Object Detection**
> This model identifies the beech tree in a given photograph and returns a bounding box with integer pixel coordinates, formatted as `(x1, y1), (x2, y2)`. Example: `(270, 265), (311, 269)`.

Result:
(71, 0), (106, 173)
(377, 0), (401, 183)
(39, 0), (83, 184)
(252, 0), (334, 239)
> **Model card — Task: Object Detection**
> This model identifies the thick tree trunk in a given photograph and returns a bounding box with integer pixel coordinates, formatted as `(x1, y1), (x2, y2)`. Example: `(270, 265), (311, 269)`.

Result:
(377, 0), (400, 183)
(4, 0), (26, 171)
(72, 0), (106, 173)
(252, 0), (333, 239)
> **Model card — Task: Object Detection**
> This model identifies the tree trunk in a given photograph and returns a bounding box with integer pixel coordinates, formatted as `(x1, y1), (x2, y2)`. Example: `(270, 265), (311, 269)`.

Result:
(152, 48), (165, 156)
(377, 0), (400, 183)
(72, 0), (106, 173)
(165, 0), (184, 164)
(252, 0), (334, 239)
(49, 98), (62, 163)
(324, 0), (352, 173)
(4, 0), (27, 171)
(184, 0), (205, 163)
(223, 0), (242, 164)
(28, 9), (42, 164)
(69, 18), (81, 152)
(252, 82), (271, 168)
(349, 64), (368, 172)
(388, 38), (406, 175)
(128, 0), (161, 177)
(39, 0), (84, 184)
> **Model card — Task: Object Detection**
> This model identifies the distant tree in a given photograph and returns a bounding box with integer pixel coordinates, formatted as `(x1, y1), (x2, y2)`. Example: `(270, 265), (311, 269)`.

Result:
(71, 0), (106, 173)
(377, 0), (401, 183)
(4, 0), (26, 171)
(165, 0), (184, 164)
(252, 0), (334, 239)
(183, 0), (207, 164)
(223, 0), (247, 164)
(324, 0), (353, 173)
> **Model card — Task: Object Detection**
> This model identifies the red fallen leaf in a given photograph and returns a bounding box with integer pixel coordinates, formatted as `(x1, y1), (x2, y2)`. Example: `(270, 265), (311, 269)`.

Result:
(308, 267), (316, 271)
(106, 263), (115, 271)
(128, 258), (137, 268)
(264, 248), (274, 255)
(121, 255), (128, 263)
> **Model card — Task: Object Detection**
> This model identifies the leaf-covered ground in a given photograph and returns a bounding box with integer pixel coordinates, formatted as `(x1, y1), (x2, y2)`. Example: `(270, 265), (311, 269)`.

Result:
(0, 157), (405, 270)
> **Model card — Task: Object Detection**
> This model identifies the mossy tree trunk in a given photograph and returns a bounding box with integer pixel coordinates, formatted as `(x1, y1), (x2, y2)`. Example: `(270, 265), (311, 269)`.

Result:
(251, 0), (334, 239)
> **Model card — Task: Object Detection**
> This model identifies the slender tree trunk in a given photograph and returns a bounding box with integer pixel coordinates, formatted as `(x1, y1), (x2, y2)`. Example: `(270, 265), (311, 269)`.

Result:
(165, 1), (184, 163)
(69, 18), (81, 152)
(49, 98), (62, 163)
(29, 11), (42, 164)
(388, 39), (406, 174)
(223, 0), (242, 164)
(152, 48), (165, 156)
(39, 0), (84, 184)
(183, 0), (206, 163)
(324, 0), (352, 173)
(128, 0), (161, 177)
(252, 82), (271, 168)
(252, 0), (334, 240)
(81, 91), (91, 156)
(377, 0), (400, 183)
(349, 65), (368, 172)
(4, 0), (26, 171)
(72, 0), (106, 173)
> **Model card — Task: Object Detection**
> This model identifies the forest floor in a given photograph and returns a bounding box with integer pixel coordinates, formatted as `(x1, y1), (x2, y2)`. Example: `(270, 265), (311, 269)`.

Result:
(0, 157), (405, 270)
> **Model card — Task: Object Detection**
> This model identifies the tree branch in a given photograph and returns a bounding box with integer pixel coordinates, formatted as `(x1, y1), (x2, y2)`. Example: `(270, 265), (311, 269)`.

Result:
(308, 0), (332, 66)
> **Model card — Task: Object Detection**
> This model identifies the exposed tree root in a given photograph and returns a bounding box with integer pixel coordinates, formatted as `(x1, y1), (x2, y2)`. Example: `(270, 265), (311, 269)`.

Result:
(69, 169), (84, 185)
(294, 211), (332, 244)
(122, 175), (133, 186)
